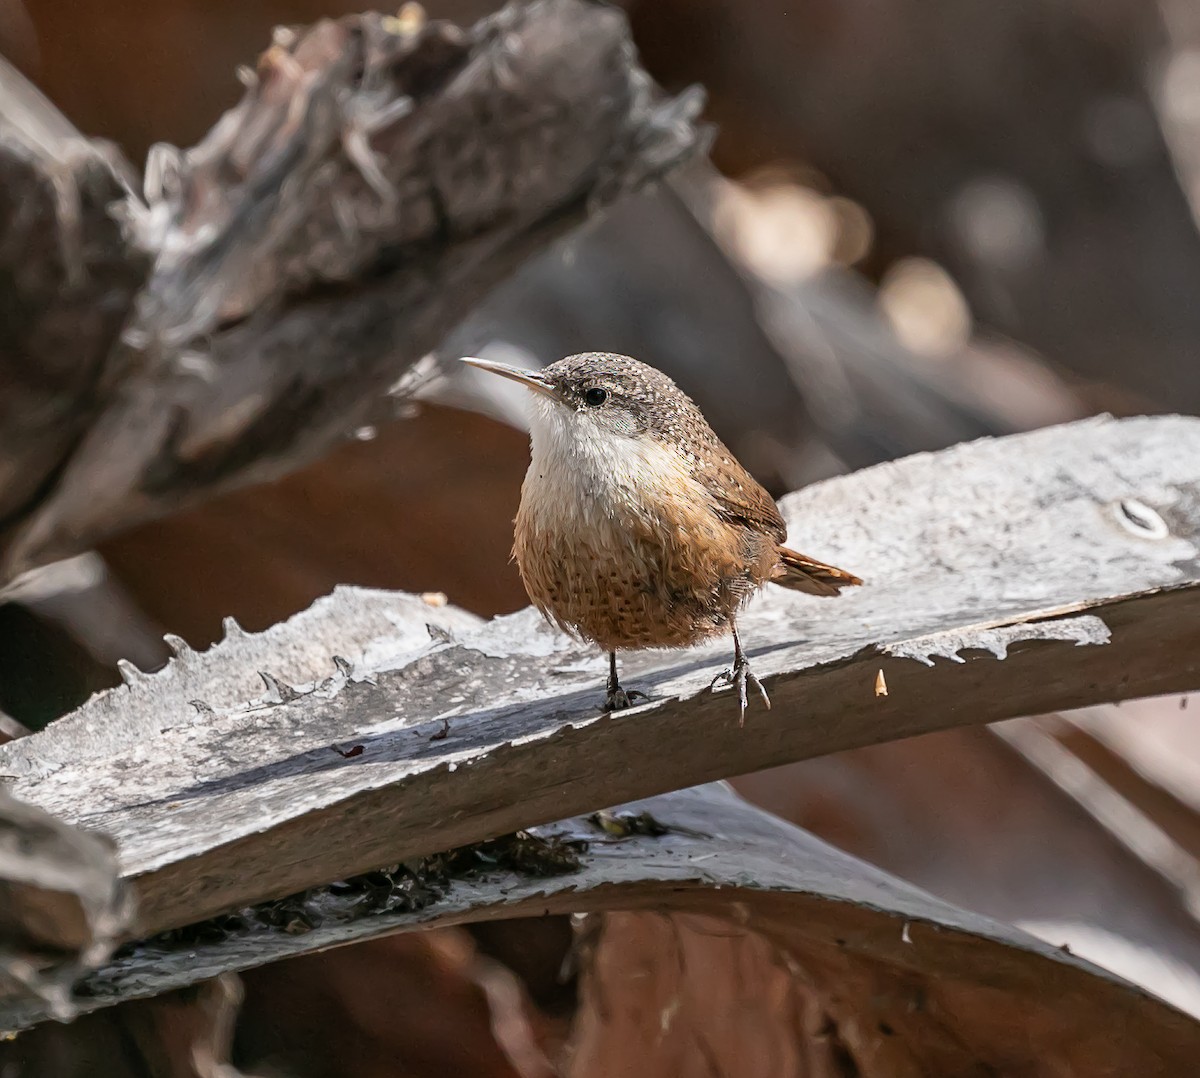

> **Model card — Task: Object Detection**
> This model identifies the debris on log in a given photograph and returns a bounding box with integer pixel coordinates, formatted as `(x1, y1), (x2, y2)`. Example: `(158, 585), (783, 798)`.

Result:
(6, 785), (1200, 1075)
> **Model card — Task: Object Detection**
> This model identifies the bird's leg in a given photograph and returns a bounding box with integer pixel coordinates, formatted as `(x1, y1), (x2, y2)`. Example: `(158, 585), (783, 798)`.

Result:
(709, 620), (770, 726)
(603, 651), (647, 712)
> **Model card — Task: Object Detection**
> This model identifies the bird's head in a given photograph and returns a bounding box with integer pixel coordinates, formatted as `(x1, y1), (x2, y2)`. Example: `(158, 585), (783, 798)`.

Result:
(461, 353), (702, 465)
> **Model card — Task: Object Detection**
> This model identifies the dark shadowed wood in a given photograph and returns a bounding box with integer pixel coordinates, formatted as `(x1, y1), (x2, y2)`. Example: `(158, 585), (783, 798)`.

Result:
(0, 0), (703, 581)
(1, 416), (1197, 943)
(0, 786), (131, 1020)
(235, 932), (554, 1078)
(0, 63), (148, 523)
(734, 722), (1200, 1014)
(5, 786), (1200, 1073)
(567, 904), (1188, 1078)
(0, 975), (251, 1078)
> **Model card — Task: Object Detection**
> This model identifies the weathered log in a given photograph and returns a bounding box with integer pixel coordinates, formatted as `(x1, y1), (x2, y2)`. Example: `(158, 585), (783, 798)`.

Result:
(1, 415), (1197, 946)
(0, 0), (703, 581)
(5, 785), (1200, 1074)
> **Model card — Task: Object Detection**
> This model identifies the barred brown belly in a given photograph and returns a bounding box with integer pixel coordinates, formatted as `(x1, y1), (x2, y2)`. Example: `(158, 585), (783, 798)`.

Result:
(514, 514), (773, 653)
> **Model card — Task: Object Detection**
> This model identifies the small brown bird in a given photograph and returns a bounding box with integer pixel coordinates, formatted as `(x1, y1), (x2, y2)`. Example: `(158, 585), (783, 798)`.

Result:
(462, 352), (862, 722)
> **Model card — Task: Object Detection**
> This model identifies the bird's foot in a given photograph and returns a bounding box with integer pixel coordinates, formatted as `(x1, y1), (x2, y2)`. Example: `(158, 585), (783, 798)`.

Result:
(709, 657), (770, 727)
(603, 686), (648, 712)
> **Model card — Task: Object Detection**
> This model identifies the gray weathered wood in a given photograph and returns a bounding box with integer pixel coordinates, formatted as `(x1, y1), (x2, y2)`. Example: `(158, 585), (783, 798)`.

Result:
(0, 0), (703, 581)
(2, 415), (1198, 939)
(4, 784), (1200, 1071)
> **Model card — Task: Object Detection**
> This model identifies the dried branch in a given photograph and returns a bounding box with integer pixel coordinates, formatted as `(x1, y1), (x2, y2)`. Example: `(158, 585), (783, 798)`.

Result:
(0, 0), (704, 580)
(0, 416), (1196, 948)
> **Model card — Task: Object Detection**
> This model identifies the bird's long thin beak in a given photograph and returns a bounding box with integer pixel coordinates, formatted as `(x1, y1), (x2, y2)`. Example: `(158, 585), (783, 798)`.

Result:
(460, 357), (561, 401)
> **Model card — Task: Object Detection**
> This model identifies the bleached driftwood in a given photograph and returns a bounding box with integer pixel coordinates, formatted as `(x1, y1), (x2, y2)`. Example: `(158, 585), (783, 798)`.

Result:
(0, 414), (1196, 957)
(0, 0), (703, 580)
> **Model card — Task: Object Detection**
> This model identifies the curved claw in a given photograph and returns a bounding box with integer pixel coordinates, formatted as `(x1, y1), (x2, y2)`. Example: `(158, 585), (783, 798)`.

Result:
(710, 660), (771, 727)
(603, 687), (648, 712)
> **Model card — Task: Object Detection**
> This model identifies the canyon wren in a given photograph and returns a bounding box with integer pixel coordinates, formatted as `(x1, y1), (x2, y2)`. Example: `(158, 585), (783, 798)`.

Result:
(462, 352), (862, 724)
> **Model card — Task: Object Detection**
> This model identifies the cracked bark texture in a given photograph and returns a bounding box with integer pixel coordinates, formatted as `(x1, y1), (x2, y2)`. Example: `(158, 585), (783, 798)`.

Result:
(0, 0), (703, 580)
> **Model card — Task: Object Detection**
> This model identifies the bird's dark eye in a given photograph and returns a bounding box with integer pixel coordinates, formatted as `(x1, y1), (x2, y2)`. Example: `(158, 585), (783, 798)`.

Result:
(583, 387), (608, 407)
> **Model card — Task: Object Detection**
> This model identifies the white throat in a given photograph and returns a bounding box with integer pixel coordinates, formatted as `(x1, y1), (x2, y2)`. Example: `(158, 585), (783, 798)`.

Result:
(523, 397), (693, 523)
